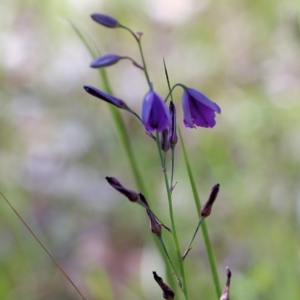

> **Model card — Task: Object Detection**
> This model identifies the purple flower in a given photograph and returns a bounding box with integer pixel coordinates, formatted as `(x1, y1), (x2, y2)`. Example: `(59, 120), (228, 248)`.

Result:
(84, 85), (126, 109)
(141, 91), (170, 133)
(90, 54), (120, 68)
(182, 88), (221, 128)
(91, 13), (119, 28)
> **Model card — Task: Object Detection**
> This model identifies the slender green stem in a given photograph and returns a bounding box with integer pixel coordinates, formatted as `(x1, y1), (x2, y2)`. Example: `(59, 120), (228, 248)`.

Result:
(178, 128), (221, 299)
(162, 151), (167, 171)
(136, 39), (151, 88)
(170, 147), (175, 192)
(0, 191), (87, 300)
(157, 235), (181, 287)
(156, 133), (189, 300)
(125, 107), (143, 124)
(162, 59), (176, 193)
(182, 217), (204, 260)
(120, 25), (151, 88)
(122, 56), (144, 70)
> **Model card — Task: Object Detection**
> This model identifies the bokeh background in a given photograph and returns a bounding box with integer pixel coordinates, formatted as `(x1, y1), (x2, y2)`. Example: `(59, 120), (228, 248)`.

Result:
(1, 0), (300, 299)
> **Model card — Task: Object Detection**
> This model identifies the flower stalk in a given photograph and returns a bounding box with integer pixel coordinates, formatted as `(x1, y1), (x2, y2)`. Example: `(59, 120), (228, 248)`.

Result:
(178, 127), (221, 298)
(156, 132), (189, 300)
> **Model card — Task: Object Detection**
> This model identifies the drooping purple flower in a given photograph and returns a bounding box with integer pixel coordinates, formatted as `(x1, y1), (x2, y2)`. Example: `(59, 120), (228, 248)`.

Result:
(84, 85), (126, 109)
(91, 13), (119, 28)
(141, 90), (170, 133)
(182, 88), (221, 128)
(90, 54), (120, 68)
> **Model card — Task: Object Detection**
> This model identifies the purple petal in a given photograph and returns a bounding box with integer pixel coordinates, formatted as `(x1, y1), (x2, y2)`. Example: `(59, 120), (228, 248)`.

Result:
(91, 13), (119, 28)
(181, 88), (221, 128)
(141, 91), (154, 128)
(187, 88), (221, 114)
(141, 91), (170, 132)
(90, 54), (120, 68)
(190, 101), (216, 128)
(182, 91), (194, 128)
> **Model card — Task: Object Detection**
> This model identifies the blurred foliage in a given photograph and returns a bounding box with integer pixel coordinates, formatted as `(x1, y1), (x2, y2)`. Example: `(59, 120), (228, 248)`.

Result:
(1, 0), (300, 299)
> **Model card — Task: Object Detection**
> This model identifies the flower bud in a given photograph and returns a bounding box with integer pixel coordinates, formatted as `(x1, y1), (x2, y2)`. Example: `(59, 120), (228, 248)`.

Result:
(168, 101), (178, 146)
(153, 271), (175, 300)
(90, 54), (120, 68)
(200, 183), (220, 217)
(141, 90), (171, 133)
(146, 209), (162, 236)
(84, 85), (127, 109)
(161, 128), (170, 152)
(106, 177), (139, 202)
(220, 267), (231, 300)
(138, 193), (150, 208)
(91, 13), (119, 28)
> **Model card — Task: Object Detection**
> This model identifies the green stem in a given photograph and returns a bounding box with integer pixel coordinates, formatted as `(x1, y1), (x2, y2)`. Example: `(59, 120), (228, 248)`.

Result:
(0, 191), (87, 300)
(137, 39), (151, 88)
(182, 217), (204, 260)
(156, 133), (189, 300)
(178, 127), (221, 299)
(157, 235), (181, 287)
(120, 25), (151, 88)
(170, 147), (175, 192)
(163, 151), (167, 171)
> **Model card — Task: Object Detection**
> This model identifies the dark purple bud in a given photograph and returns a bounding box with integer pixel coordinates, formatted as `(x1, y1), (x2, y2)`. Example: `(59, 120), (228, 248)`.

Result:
(220, 267), (231, 300)
(168, 101), (178, 146)
(146, 209), (162, 236)
(106, 177), (139, 202)
(84, 85), (127, 109)
(90, 54), (120, 68)
(91, 13), (119, 28)
(161, 128), (170, 152)
(138, 193), (150, 208)
(141, 90), (171, 133)
(182, 88), (221, 128)
(153, 272), (175, 300)
(200, 183), (220, 217)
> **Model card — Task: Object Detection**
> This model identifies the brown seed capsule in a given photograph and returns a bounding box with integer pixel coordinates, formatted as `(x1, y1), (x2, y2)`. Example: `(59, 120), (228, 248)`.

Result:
(220, 267), (231, 300)
(200, 183), (220, 217)
(146, 209), (162, 236)
(153, 271), (175, 300)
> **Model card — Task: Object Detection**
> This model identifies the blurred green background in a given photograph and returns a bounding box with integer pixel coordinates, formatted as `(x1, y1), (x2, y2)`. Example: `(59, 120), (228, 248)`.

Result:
(1, 0), (300, 299)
